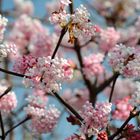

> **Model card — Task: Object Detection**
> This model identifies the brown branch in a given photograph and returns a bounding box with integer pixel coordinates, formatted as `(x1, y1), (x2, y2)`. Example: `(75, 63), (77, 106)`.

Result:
(51, 26), (68, 59)
(0, 68), (25, 77)
(5, 116), (30, 137)
(52, 92), (83, 122)
(96, 73), (119, 94)
(0, 87), (12, 99)
(109, 74), (119, 102)
(109, 109), (140, 140)
(0, 111), (5, 140)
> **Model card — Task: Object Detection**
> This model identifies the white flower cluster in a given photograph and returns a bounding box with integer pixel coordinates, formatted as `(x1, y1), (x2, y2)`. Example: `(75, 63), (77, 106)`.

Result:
(23, 56), (73, 93)
(129, 82), (140, 107)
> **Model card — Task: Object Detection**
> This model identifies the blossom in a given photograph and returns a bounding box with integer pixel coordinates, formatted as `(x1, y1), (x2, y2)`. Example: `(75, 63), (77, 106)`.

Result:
(99, 27), (120, 52)
(97, 131), (108, 140)
(24, 104), (60, 134)
(14, 0), (34, 16)
(112, 96), (133, 120)
(65, 134), (86, 140)
(13, 55), (37, 74)
(0, 42), (17, 60)
(0, 80), (17, 113)
(129, 81), (140, 107)
(23, 56), (73, 92)
(122, 124), (140, 140)
(49, 4), (100, 43)
(83, 53), (104, 80)
(9, 14), (44, 53)
(0, 14), (8, 42)
(79, 101), (112, 137)
(108, 44), (140, 78)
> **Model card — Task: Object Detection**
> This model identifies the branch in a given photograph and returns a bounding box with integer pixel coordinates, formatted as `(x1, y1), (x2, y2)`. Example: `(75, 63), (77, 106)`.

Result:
(51, 26), (68, 59)
(52, 92), (83, 122)
(109, 109), (140, 140)
(5, 116), (30, 137)
(109, 74), (119, 102)
(0, 111), (5, 140)
(96, 73), (119, 94)
(0, 68), (25, 78)
(0, 87), (12, 99)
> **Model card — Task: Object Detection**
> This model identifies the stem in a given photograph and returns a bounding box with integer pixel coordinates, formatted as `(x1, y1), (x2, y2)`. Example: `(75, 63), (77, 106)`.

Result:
(51, 26), (68, 59)
(5, 116), (30, 137)
(96, 73), (119, 94)
(0, 111), (5, 140)
(53, 92), (83, 122)
(0, 68), (25, 78)
(69, 0), (74, 14)
(109, 109), (140, 140)
(0, 87), (12, 99)
(74, 39), (96, 105)
(109, 74), (119, 102)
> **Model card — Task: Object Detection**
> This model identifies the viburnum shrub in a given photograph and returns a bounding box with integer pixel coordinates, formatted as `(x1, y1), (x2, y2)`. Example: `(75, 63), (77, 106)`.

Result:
(0, 0), (140, 140)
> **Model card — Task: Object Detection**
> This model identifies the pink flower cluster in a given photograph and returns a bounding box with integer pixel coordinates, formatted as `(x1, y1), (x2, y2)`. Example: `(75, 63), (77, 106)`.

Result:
(93, 0), (140, 18)
(83, 53), (104, 80)
(13, 55), (37, 74)
(129, 81), (140, 107)
(23, 56), (73, 92)
(99, 27), (120, 52)
(65, 134), (86, 140)
(0, 14), (8, 42)
(14, 0), (34, 16)
(49, 1), (100, 42)
(108, 44), (140, 78)
(9, 14), (44, 53)
(80, 101), (112, 137)
(112, 96), (133, 120)
(123, 124), (140, 140)
(24, 100), (60, 134)
(0, 80), (17, 113)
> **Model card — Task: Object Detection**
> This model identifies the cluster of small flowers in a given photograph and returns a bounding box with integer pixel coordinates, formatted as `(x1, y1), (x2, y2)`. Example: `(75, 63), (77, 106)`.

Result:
(0, 15), (8, 42)
(112, 96), (133, 120)
(97, 131), (108, 140)
(14, 0), (34, 16)
(0, 80), (17, 113)
(24, 99), (60, 134)
(13, 55), (37, 74)
(9, 14), (56, 57)
(23, 56), (73, 92)
(63, 88), (89, 110)
(108, 44), (140, 78)
(49, 1), (100, 43)
(123, 124), (140, 140)
(79, 101), (112, 137)
(93, 0), (140, 19)
(129, 81), (140, 107)
(99, 27), (120, 52)
(83, 53), (104, 80)
(65, 134), (86, 140)
(0, 15), (17, 60)
(9, 14), (43, 53)
(29, 32), (55, 57)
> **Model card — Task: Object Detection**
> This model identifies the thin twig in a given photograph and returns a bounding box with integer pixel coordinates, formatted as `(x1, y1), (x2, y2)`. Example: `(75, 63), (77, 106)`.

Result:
(0, 111), (5, 140)
(109, 109), (140, 140)
(109, 74), (119, 102)
(51, 26), (68, 59)
(0, 68), (25, 78)
(0, 87), (12, 99)
(53, 92), (83, 122)
(5, 116), (30, 137)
